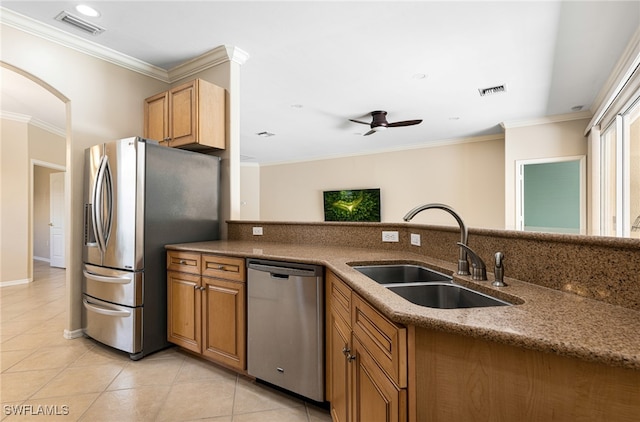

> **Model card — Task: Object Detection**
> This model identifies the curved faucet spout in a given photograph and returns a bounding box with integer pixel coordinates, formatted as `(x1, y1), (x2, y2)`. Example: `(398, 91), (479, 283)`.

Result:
(403, 203), (470, 275)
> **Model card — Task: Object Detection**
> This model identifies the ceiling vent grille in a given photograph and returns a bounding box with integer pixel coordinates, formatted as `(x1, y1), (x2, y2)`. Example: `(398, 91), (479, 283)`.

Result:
(55, 11), (105, 35)
(478, 84), (507, 97)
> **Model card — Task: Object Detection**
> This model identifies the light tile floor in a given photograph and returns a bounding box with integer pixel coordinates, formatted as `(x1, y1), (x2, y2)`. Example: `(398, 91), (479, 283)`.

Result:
(1, 261), (332, 421)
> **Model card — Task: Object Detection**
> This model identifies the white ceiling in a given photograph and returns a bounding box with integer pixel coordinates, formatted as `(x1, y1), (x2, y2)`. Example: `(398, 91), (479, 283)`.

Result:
(1, 1), (639, 164)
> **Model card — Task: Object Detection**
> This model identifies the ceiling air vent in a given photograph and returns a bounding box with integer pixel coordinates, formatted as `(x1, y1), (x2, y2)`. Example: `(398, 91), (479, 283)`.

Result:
(478, 84), (507, 97)
(55, 11), (105, 35)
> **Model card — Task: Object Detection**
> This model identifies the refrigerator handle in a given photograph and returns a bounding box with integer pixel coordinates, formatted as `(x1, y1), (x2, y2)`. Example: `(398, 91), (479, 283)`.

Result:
(93, 155), (113, 253)
(83, 269), (132, 285)
(83, 298), (131, 317)
(102, 158), (114, 248)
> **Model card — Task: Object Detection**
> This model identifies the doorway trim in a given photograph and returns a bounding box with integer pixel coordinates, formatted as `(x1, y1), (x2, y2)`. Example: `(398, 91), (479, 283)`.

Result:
(515, 155), (587, 234)
(30, 160), (66, 277)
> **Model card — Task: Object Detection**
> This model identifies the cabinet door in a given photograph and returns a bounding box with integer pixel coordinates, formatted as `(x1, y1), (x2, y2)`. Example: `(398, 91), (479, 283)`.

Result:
(352, 335), (406, 422)
(167, 271), (201, 353)
(144, 91), (169, 144)
(169, 80), (198, 147)
(201, 276), (246, 370)
(329, 309), (352, 422)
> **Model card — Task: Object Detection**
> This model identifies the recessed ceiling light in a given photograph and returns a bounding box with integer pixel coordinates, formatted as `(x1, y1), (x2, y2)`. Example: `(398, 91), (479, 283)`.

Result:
(290, 104), (303, 109)
(75, 4), (100, 18)
(412, 73), (427, 79)
(571, 105), (584, 111)
(448, 117), (460, 120)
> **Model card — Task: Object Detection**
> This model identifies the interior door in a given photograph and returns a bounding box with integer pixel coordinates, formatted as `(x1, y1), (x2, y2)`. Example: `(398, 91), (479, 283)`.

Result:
(49, 171), (65, 268)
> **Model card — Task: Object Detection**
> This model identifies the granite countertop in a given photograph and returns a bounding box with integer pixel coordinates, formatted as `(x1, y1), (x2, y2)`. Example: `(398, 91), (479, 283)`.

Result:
(166, 240), (640, 370)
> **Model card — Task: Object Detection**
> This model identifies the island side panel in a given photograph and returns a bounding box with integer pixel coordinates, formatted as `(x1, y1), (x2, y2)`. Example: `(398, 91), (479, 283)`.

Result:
(413, 327), (640, 421)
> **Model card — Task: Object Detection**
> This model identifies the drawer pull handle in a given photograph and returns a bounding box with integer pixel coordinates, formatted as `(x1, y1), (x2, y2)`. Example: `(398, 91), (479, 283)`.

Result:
(179, 260), (187, 264)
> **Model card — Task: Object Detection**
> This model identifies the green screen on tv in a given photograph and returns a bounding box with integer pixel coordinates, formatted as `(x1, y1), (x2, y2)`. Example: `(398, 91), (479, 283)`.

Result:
(323, 189), (381, 222)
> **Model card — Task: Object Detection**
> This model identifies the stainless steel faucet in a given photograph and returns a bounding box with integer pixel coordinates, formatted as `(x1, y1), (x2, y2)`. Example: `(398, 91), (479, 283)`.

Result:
(403, 203), (470, 275)
(457, 243), (487, 281)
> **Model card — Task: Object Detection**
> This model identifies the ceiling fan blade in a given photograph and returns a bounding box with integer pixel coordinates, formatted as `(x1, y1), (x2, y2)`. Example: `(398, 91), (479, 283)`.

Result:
(349, 119), (371, 125)
(363, 129), (376, 136)
(387, 119), (423, 127)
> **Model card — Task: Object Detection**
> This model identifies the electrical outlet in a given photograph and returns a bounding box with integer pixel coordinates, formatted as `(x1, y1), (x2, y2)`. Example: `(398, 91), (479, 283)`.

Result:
(410, 233), (421, 246)
(382, 231), (399, 242)
(252, 226), (263, 236)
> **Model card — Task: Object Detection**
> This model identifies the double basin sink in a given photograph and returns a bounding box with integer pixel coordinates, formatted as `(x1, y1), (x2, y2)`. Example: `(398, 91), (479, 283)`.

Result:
(352, 264), (512, 309)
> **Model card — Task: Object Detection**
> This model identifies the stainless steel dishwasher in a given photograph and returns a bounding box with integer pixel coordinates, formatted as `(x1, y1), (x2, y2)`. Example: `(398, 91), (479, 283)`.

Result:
(247, 259), (324, 402)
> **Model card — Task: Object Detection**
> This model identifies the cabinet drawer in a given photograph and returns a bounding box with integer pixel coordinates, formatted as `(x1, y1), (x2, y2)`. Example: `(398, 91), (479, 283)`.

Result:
(352, 293), (407, 388)
(202, 255), (245, 281)
(328, 271), (352, 327)
(167, 251), (201, 275)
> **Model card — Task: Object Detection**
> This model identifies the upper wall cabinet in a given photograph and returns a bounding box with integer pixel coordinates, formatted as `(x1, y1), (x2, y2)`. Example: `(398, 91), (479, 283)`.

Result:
(144, 79), (226, 151)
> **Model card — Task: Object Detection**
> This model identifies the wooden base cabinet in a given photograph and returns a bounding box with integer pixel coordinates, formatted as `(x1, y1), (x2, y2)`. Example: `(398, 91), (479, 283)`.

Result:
(167, 251), (245, 371)
(145, 79), (225, 151)
(201, 275), (246, 368)
(352, 335), (406, 422)
(326, 270), (408, 422)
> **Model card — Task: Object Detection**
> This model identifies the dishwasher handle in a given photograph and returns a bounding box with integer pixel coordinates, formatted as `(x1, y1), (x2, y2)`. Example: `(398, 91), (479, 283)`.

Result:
(248, 262), (320, 278)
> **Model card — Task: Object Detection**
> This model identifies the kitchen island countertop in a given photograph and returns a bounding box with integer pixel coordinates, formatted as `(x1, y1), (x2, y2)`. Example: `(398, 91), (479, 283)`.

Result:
(166, 240), (640, 370)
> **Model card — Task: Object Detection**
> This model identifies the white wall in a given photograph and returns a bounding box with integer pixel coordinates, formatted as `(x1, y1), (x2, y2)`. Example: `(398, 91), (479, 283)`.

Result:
(259, 136), (505, 229)
(503, 117), (590, 230)
(240, 163), (260, 220)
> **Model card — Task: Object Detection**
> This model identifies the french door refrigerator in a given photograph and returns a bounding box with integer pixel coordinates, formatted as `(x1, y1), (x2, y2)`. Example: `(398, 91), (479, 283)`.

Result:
(82, 137), (220, 360)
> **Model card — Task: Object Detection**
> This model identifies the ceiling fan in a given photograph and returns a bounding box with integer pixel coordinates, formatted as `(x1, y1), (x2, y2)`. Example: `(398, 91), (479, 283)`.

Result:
(349, 111), (422, 136)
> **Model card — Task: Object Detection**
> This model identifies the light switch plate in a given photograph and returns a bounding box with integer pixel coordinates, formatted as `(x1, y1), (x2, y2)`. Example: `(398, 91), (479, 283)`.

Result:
(410, 233), (421, 246)
(252, 226), (263, 235)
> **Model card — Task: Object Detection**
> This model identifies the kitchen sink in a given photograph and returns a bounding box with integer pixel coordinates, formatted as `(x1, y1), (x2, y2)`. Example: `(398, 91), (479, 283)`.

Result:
(387, 282), (512, 309)
(352, 263), (512, 309)
(352, 264), (452, 284)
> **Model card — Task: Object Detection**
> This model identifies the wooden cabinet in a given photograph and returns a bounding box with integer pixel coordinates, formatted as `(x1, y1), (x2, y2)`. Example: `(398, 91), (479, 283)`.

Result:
(167, 251), (246, 371)
(200, 254), (246, 369)
(326, 270), (408, 422)
(145, 79), (225, 150)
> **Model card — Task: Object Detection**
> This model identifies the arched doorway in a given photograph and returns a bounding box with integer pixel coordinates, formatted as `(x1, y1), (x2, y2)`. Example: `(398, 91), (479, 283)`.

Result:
(0, 62), (70, 285)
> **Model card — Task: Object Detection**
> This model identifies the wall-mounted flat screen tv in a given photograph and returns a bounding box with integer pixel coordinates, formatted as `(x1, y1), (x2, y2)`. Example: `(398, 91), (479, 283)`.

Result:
(323, 188), (381, 222)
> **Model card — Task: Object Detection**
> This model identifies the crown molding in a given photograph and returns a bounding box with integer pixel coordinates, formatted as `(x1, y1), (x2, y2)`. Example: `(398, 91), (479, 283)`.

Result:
(1, 111), (66, 137)
(1, 7), (249, 84)
(500, 110), (593, 129)
(168, 45), (250, 81)
(588, 26), (640, 125)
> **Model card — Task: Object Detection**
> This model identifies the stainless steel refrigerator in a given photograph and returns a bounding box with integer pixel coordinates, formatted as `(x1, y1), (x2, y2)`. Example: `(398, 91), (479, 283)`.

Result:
(82, 137), (220, 360)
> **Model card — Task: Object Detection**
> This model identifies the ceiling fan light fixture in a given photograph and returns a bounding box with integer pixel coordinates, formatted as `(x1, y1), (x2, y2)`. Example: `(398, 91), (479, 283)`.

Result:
(372, 126), (387, 132)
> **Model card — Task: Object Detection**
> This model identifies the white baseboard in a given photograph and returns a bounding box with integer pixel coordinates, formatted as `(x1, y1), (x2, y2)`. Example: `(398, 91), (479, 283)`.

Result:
(33, 256), (51, 262)
(64, 328), (85, 339)
(0, 278), (32, 287)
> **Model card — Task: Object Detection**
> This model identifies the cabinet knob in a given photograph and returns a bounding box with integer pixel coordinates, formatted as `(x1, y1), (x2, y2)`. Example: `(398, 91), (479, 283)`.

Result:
(342, 347), (351, 356)
(179, 260), (187, 264)
(217, 265), (225, 270)
(347, 354), (356, 363)
(200, 286), (206, 291)
(193, 285), (198, 290)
